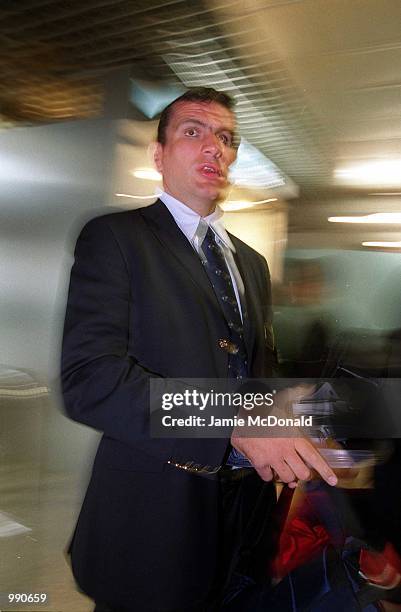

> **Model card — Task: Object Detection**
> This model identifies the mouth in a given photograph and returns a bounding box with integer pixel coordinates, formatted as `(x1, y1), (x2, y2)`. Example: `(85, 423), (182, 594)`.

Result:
(199, 163), (224, 179)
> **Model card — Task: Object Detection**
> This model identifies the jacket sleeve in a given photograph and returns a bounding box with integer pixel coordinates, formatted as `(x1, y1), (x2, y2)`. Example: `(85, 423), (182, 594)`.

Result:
(61, 216), (171, 456)
(259, 254), (278, 376)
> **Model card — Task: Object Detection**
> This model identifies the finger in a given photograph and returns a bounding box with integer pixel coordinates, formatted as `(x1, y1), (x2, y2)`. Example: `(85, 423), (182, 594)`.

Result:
(285, 453), (312, 482)
(295, 441), (337, 486)
(272, 472), (298, 488)
(255, 465), (274, 482)
(270, 459), (296, 484)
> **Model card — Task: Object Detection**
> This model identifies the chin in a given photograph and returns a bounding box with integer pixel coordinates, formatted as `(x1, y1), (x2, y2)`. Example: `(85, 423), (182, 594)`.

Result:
(203, 185), (226, 201)
(213, 190), (227, 205)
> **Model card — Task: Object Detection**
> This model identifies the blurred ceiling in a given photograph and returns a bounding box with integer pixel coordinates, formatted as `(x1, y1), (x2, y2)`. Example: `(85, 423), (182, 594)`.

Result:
(2, 0), (401, 204)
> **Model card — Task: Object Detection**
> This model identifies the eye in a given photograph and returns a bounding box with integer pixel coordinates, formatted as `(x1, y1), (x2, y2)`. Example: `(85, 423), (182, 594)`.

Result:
(218, 133), (232, 146)
(184, 127), (199, 137)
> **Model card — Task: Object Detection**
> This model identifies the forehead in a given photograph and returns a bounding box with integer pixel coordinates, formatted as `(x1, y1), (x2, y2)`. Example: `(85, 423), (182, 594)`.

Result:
(168, 100), (236, 131)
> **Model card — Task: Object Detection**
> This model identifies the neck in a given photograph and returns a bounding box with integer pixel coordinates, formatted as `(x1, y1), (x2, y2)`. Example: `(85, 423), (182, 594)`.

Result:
(162, 189), (217, 217)
(190, 201), (217, 217)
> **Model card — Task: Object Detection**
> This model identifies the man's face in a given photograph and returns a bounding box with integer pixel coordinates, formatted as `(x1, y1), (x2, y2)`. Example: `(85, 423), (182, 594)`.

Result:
(154, 100), (238, 215)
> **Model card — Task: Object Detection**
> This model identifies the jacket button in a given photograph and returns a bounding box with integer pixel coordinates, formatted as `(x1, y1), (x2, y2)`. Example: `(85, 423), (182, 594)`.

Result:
(218, 338), (239, 354)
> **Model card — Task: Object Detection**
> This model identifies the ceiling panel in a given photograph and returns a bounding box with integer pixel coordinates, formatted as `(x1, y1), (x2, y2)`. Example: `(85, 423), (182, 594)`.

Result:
(1, 0), (401, 204)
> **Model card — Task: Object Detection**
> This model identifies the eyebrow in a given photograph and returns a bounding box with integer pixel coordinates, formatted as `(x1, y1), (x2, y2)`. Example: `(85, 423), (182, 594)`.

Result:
(178, 118), (236, 138)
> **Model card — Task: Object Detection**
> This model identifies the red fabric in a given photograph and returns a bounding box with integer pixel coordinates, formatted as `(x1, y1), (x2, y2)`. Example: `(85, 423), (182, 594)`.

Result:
(359, 543), (401, 588)
(270, 515), (331, 579)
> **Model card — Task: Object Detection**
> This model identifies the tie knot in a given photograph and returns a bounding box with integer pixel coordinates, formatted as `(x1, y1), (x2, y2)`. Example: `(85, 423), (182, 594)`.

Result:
(201, 227), (224, 264)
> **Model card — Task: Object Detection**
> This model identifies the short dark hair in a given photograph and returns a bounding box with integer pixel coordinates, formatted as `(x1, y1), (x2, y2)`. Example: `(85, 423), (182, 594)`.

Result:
(157, 87), (236, 145)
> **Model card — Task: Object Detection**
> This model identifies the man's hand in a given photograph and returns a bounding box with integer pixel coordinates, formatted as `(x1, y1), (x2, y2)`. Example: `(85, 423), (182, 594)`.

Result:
(231, 435), (338, 488)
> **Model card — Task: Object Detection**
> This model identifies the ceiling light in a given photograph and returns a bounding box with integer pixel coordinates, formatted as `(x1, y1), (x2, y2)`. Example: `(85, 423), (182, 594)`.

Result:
(230, 139), (285, 189)
(334, 160), (401, 187)
(368, 192), (401, 196)
(362, 241), (401, 248)
(221, 198), (277, 212)
(115, 193), (157, 200)
(328, 213), (401, 224)
(132, 168), (162, 181)
(221, 201), (257, 212)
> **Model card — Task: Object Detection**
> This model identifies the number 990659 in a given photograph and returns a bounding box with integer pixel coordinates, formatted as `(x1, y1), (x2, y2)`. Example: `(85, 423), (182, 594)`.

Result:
(7, 592), (48, 603)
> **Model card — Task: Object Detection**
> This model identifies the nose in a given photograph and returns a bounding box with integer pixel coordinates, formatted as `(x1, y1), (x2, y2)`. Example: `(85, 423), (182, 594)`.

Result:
(202, 132), (223, 158)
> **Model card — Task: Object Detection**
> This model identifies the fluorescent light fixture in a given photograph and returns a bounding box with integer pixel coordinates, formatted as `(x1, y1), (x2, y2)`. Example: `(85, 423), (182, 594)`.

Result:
(334, 159), (401, 187)
(230, 139), (285, 189)
(132, 168), (162, 181)
(115, 193), (157, 200)
(221, 201), (256, 212)
(221, 198), (277, 212)
(368, 192), (401, 196)
(328, 213), (401, 224)
(362, 241), (401, 248)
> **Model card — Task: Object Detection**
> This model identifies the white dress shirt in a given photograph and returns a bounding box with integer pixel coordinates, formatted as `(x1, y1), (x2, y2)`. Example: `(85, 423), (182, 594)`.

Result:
(159, 191), (245, 319)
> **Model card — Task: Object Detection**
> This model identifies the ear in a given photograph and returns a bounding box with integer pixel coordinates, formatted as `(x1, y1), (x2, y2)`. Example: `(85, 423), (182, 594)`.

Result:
(153, 142), (164, 173)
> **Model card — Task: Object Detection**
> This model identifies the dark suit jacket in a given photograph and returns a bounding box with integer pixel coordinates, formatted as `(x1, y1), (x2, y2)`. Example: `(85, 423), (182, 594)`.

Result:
(61, 200), (275, 610)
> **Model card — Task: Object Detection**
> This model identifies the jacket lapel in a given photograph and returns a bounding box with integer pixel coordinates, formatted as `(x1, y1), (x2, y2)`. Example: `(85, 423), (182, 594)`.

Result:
(230, 235), (259, 364)
(140, 200), (222, 313)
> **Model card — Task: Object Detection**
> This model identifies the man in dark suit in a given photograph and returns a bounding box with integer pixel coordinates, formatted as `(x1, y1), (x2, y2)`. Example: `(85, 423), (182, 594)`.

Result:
(61, 87), (337, 612)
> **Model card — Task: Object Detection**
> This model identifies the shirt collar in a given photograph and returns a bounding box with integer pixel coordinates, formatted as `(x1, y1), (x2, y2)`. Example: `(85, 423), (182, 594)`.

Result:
(158, 190), (236, 252)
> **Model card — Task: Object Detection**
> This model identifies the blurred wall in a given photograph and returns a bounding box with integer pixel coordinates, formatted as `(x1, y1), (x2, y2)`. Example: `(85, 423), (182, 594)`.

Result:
(1, 118), (119, 473)
(286, 248), (401, 331)
(0, 118), (117, 377)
